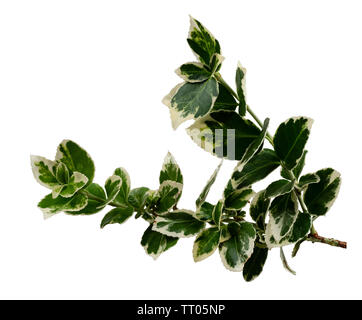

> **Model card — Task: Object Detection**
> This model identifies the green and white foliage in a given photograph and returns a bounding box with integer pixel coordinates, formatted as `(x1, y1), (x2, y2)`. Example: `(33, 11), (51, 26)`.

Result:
(219, 221), (256, 272)
(187, 110), (261, 160)
(153, 210), (205, 238)
(32, 17), (345, 283)
(274, 117), (313, 170)
(304, 168), (341, 216)
(193, 227), (221, 262)
(196, 160), (222, 208)
(141, 225), (178, 260)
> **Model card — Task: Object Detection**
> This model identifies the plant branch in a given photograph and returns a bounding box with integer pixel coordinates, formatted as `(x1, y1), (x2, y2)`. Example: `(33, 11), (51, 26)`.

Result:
(79, 190), (128, 209)
(307, 232), (347, 249)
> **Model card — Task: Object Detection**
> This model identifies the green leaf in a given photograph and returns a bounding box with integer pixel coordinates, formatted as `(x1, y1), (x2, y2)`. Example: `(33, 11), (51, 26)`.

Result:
(281, 150), (308, 180)
(113, 167), (131, 205)
(128, 187), (150, 212)
(231, 149), (280, 189)
(265, 179), (295, 199)
(303, 168), (341, 216)
(193, 227), (220, 262)
(31, 156), (58, 188)
(141, 225), (178, 260)
(187, 110), (261, 160)
(224, 187), (254, 211)
(59, 172), (88, 198)
(38, 193), (88, 218)
(265, 192), (299, 243)
(196, 160), (222, 208)
(159, 152), (183, 185)
(55, 162), (70, 184)
(100, 206), (134, 229)
(155, 181), (183, 214)
(298, 173), (320, 189)
(175, 62), (211, 83)
(56, 140), (95, 185)
(195, 201), (214, 222)
(212, 81), (238, 112)
(74, 183), (107, 215)
(273, 117), (313, 170)
(243, 246), (268, 282)
(163, 78), (219, 129)
(187, 16), (221, 66)
(250, 190), (270, 231)
(235, 62), (247, 116)
(288, 212), (312, 243)
(212, 200), (223, 228)
(209, 53), (224, 73)
(101, 175), (122, 208)
(152, 210), (205, 238)
(219, 221), (256, 272)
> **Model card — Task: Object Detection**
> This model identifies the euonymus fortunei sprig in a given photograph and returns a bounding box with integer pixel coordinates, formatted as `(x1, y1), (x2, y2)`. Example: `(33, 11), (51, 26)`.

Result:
(31, 16), (346, 282)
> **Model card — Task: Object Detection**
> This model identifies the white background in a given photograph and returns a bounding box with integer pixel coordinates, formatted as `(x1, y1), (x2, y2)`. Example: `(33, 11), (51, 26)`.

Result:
(0, 0), (361, 299)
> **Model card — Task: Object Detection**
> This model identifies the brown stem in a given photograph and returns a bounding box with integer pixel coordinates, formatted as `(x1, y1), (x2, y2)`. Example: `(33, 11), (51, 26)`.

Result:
(307, 232), (347, 249)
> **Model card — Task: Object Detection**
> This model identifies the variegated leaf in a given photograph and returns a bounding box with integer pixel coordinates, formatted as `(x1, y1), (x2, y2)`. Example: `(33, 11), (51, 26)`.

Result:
(74, 183), (107, 215)
(250, 190), (271, 231)
(195, 160), (222, 208)
(163, 78), (219, 130)
(231, 149), (280, 189)
(195, 201), (214, 222)
(59, 171), (88, 198)
(102, 175), (122, 208)
(187, 16), (221, 66)
(212, 200), (223, 228)
(55, 140), (95, 185)
(55, 162), (69, 184)
(113, 167), (131, 205)
(141, 225), (178, 260)
(193, 227), (220, 262)
(152, 210), (205, 238)
(38, 193), (88, 218)
(219, 221), (256, 272)
(235, 62), (247, 116)
(100, 206), (134, 229)
(224, 187), (254, 211)
(243, 245), (268, 282)
(265, 179), (295, 199)
(175, 62), (211, 83)
(303, 168), (341, 216)
(128, 187), (150, 212)
(274, 117), (313, 170)
(212, 82), (238, 112)
(159, 152), (183, 185)
(155, 181), (183, 214)
(187, 110), (261, 160)
(298, 173), (320, 189)
(30, 155), (58, 189)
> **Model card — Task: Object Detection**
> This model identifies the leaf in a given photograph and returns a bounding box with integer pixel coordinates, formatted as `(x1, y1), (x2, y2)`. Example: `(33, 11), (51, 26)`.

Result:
(243, 246), (268, 282)
(100, 206), (134, 229)
(187, 16), (221, 66)
(231, 149), (280, 189)
(30, 155), (58, 189)
(152, 210), (205, 238)
(303, 168), (341, 216)
(101, 175), (122, 208)
(212, 82), (238, 112)
(219, 221), (256, 272)
(265, 192), (299, 243)
(212, 200), (223, 228)
(187, 110), (261, 160)
(155, 181), (183, 214)
(55, 162), (70, 184)
(265, 179), (295, 199)
(298, 173), (320, 189)
(141, 225), (178, 260)
(196, 160), (222, 208)
(273, 117), (313, 170)
(128, 187), (150, 212)
(59, 172), (88, 198)
(250, 190), (270, 230)
(209, 53), (224, 74)
(195, 201), (214, 222)
(235, 62), (247, 116)
(163, 78), (219, 130)
(56, 140), (95, 185)
(74, 183), (107, 215)
(281, 150), (308, 180)
(175, 62), (211, 83)
(193, 227), (220, 262)
(38, 193), (88, 218)
(280, 247), (296, 275)
(159, 152), (183, 185)
(224, 187), (254, 211)
(113, 167), (131, 205)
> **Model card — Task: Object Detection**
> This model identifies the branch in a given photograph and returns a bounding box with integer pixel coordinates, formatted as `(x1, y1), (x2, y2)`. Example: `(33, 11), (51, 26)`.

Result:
(306, 232), (347, 249)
